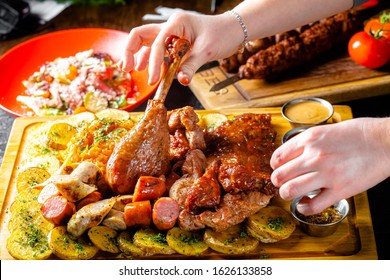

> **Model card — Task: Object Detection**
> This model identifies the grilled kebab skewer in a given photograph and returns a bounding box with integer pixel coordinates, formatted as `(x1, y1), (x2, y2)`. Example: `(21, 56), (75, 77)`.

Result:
(106, 36), (191, 194)
(211, 11), (360, 91)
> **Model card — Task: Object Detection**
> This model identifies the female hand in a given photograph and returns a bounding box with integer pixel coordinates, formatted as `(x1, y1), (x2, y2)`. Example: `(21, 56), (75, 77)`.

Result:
(117, 12), (243, 86)
(270, 118), (390, 215)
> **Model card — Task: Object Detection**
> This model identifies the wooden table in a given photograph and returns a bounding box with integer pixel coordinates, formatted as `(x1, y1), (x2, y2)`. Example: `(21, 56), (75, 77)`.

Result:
(0, 0), (389, 260)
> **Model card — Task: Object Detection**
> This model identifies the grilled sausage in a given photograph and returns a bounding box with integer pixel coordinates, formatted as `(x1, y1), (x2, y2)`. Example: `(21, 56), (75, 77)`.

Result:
(37, 182), (60, 204)
(71, 161), (101, 184)
(124, 200), (152, 227)
(238, 11), (360, 80)
(133, 176), (166, 202)
(67, 198), (115, 237)
(102, 209), (127, 231)
(41, 196), (76, 226)
(152, 197), (180, 230)
(76, 191), (102, 210)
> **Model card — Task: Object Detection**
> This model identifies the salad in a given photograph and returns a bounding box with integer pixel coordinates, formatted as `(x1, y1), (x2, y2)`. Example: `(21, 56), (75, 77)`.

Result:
(17, 49), (138, 116)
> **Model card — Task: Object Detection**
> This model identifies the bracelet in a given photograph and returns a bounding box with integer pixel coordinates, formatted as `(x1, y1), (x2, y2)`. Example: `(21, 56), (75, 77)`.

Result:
(227, 10), (249, 53)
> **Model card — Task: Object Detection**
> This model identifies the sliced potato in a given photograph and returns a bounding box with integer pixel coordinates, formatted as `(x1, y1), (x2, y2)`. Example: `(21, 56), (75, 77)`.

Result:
(48, 226), (99, 260)
(88, 226), (120, 254)
(21, 154), (61, 175)
(246, 206), (296, 243)
(7, 186), (54, 260)
(66, 111), (96, 127)
(166, 227), (209, 256)
(6, 228), (52, 260)
(95, 108), (132, 122)
(9, 202), (54, 234)
(10, 187), (41, 213)
(133, 228), (176, 255)
(203, 224), (259, 255)
(46, 122), (77, 150)
(199, 113), (228, 130)
(117, 231), (149, 258)
(15, 167), (51, 192)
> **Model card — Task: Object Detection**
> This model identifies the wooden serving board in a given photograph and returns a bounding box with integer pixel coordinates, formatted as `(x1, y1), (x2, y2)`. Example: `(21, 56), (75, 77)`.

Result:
(189, 53), (390, 110)
(0, 107), (378, 259)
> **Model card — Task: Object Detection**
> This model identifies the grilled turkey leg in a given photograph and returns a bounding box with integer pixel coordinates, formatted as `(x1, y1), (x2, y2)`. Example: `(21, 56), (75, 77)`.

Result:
(106, 36), (190, 194)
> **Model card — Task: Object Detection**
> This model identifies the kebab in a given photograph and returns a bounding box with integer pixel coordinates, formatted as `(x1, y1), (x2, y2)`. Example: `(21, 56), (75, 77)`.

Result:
(211, 11), (361, 91)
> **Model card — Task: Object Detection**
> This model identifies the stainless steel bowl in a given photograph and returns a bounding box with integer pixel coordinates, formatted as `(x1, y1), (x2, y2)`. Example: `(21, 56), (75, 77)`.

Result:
(290, 191), (349, 237)
(282, 97), (334, 128)
(282, 126), (310, 144)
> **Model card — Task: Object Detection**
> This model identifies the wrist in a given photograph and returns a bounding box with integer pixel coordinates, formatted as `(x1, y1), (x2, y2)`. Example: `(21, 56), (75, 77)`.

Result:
(365, 118), (390, 171)
(218, 11), (248, 53)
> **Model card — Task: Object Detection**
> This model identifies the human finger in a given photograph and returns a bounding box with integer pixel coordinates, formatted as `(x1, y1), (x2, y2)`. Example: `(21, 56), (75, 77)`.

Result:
(121, 24), (162, 72)
(296, 189), (342, 216)
(176, 46), (212, 85)
(277, 171), (325, 201)
(270, 137), (305, 170)
(134, 46), (151, 71)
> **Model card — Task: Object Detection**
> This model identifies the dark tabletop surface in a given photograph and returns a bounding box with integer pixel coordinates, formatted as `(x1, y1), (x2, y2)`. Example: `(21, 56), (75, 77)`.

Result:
(0, 0), (389, 260)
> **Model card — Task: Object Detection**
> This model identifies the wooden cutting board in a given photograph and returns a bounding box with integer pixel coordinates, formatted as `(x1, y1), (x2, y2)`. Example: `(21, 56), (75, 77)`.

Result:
(0, 107), (378, 259)
(189, 52), (390, 110)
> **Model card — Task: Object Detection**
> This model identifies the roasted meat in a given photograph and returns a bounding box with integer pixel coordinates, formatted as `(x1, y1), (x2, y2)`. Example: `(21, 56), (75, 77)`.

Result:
(205, 113), (278, 197)
(185, 160), (221, 212)
(171, 113), (278, 232)
(220, 11), (360, 80)
(105, 36), (190, 194)
(168, 106), (206, 161)
(198, 191), (272, 232)
(106, 99), (171, 194)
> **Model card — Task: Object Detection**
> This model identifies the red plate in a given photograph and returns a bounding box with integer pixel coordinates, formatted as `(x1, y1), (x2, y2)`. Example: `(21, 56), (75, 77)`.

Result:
(0, 28), (164, 117)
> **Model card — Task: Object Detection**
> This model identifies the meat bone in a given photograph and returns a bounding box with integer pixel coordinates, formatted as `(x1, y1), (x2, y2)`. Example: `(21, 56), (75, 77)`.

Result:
(154, 36), (191, 101)
(105, 36), (191, 195)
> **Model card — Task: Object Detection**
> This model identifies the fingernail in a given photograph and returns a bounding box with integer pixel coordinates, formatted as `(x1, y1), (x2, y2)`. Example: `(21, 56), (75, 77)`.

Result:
(178, 72), (190, 86)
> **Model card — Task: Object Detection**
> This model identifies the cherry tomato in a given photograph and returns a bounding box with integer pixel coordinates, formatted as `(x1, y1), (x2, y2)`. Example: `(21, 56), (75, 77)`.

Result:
(348, 31), (390, 69)
(364, 11), (390, 40)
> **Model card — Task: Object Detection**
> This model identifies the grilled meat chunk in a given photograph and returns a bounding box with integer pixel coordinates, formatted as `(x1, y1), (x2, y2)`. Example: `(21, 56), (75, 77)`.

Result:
(106, 99), (170, 194)
(185, 160), (221, 212)
(197, 191), (272, 232)
(205, 113), (277, 196)
(178, 209), (206, 232)
(168, 106), (206, 161)
(181, 149), (207, 178)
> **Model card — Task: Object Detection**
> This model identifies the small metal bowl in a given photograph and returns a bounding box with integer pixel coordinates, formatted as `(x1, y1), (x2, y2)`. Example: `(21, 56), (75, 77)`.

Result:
(290, 191), (349, 237)
(282, 97), (334, 128)
(282, 126), (310, 144)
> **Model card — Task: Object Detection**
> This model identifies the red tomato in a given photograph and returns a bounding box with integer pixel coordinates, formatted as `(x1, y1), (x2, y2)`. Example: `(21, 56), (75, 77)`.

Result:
(364, 13), (390, 40)
(348, 31), (390, 69)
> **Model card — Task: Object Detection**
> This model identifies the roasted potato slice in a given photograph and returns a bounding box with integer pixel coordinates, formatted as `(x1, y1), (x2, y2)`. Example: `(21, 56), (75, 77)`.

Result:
(95, 108), (132, 122)
(88, 226), (120, 254)
(133, 228), (176, 255)
(166, 227), (209, 256)
(203, 224), (259, 255)
(22, 154), (61, 175)
(15, 167), (50, 192)
(6, 228), (52, 260)
(46, 122), (77, 150)
(117, 231), (149, 258)
(7, 186), (54, 260)
(246, 206), (296, 243)
(199, 113), (228, 130)
(10, 187), (41, 213)
(65, 111), (96, 127)
(48, 226), (99, 260)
